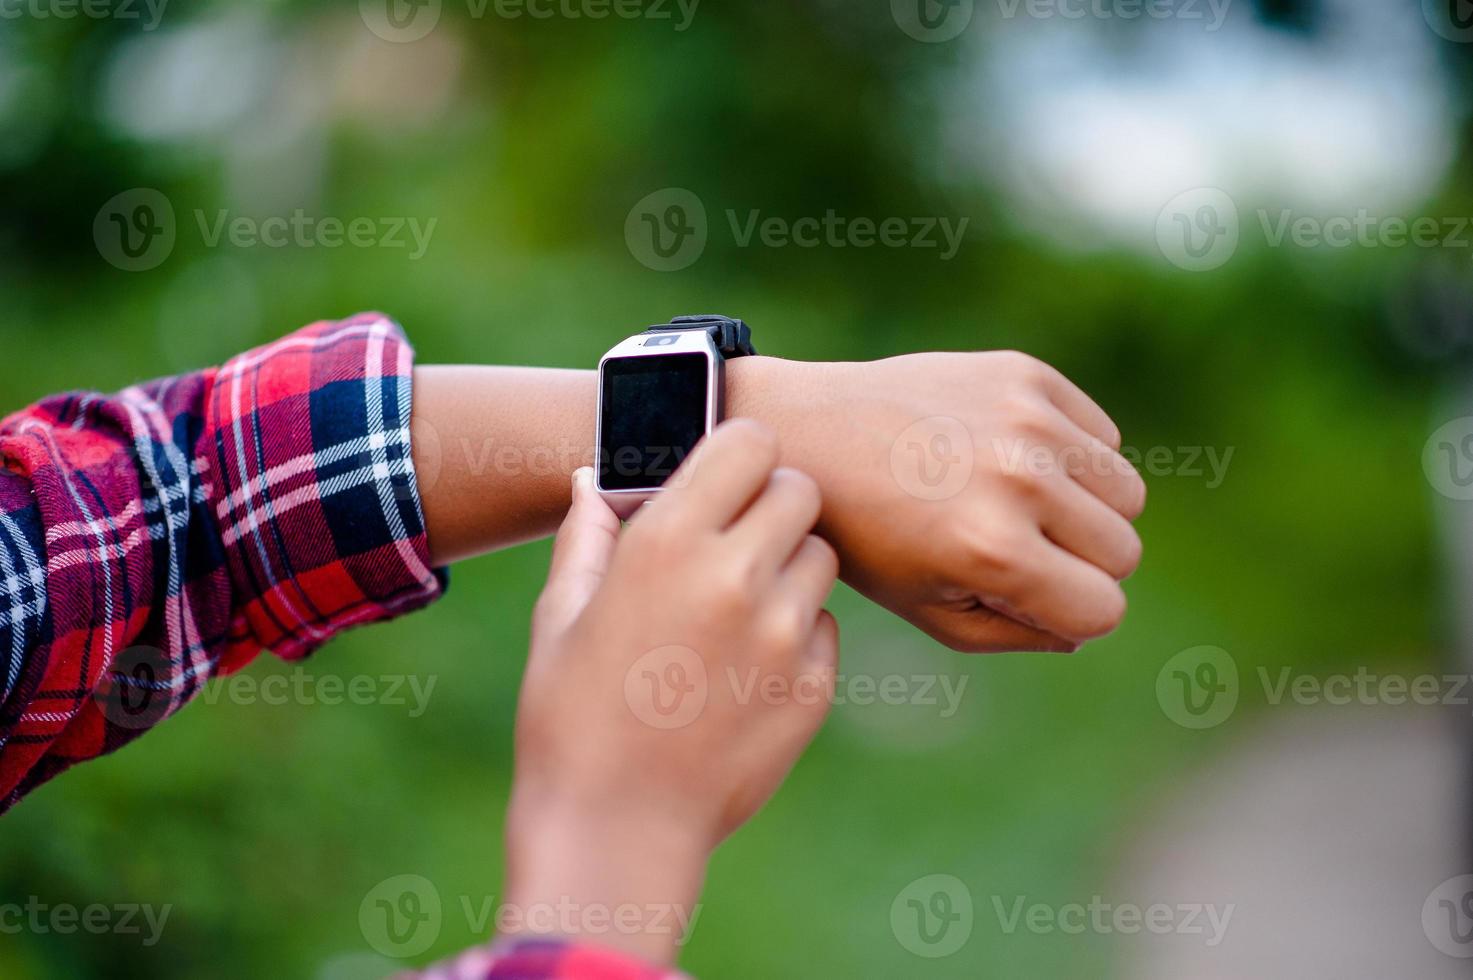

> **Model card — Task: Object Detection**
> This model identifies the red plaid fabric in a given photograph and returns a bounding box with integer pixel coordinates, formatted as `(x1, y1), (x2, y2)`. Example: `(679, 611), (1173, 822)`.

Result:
(412, 938), (691, 980)
(0, 313), (445, 810)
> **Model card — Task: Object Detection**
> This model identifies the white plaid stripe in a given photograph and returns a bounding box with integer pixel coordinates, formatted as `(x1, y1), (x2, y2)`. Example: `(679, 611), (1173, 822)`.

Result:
(118, 388), (212, 698)
(0, 509), (45, 701)
(218, 452), (414, 547)
(213, 429), (411, 528)
(45, 499), (143, 544)
(220, 323), (392, 645)
(13, 419), (117, 733)
(364, 323), (436, 595)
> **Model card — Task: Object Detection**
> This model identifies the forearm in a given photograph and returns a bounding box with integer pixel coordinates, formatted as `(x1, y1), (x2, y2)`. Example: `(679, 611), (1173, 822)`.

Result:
(413, 358), (808, 565)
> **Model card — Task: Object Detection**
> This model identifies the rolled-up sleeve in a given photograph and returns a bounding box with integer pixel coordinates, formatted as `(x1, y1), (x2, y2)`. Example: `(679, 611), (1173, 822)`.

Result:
(0, 312), (445, 811)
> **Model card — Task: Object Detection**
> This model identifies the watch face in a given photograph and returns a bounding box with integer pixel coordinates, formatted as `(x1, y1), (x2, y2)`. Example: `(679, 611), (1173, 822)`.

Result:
(598, 352), (710, 492)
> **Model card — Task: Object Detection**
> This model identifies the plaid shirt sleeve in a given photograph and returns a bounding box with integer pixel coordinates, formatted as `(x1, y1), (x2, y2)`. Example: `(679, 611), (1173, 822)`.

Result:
(407, 938), (692, 980)
(0, 312), (445, 812)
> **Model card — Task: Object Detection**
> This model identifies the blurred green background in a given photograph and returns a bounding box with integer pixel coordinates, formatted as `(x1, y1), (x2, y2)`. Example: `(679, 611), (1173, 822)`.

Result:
(1, 1), (1469, 977)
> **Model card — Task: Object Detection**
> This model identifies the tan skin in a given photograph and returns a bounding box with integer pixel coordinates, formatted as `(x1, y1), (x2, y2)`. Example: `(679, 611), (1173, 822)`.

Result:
(413, 351), (1145, 652)
(410, 351), (1146, 966)
(504, 424), (839, 963)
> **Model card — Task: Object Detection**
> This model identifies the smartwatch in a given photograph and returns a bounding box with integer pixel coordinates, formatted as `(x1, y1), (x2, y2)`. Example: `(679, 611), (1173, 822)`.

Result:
(595, 314), (757, 516)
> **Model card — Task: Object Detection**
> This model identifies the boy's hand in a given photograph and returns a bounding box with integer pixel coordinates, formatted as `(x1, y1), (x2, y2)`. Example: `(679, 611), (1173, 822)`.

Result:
(503, 420), (838, 964)
(730, 351), (1146, 652)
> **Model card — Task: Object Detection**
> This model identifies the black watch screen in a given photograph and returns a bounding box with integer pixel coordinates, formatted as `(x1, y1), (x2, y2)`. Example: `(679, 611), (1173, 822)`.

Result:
(598, 353), (709, 491)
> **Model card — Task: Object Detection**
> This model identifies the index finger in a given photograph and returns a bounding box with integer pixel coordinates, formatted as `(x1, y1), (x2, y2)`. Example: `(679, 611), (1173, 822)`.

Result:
(649, 418), (781, 531)
(1038, 363), (1122, 451)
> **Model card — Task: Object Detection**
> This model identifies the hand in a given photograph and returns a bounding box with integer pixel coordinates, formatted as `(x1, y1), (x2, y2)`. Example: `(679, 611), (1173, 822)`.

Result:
(730, 351), (1145, 652)
(503, 420), (839, 964)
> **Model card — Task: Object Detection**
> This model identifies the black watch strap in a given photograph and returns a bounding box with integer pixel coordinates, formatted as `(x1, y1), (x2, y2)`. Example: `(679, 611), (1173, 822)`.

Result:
(638, 314), (757, 358)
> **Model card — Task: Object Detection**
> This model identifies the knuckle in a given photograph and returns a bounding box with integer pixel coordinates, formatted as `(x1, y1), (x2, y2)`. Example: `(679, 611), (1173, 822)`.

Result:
(711, 561), (759, 615)
(1014, 400), (1058, 441)
(1003, 464), (1048, 503)
(961, 524), (1027, 579)
(996, 349), (1043, 380)
(758, 604), (809, 651)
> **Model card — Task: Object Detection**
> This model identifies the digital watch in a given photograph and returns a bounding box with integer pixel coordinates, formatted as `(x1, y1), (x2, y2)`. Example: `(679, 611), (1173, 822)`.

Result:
(595, 314), (757, 516)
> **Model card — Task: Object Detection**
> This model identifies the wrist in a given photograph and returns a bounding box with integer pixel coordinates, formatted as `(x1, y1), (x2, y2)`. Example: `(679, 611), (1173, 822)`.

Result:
(503, 793), (710, 965)
(728, 354), (860, 530)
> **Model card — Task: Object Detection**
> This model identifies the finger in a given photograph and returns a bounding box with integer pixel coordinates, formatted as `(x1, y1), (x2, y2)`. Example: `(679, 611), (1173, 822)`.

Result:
(993, 536), (1128, 641)
(1036, 362), (1122, 451)
(920, 603), (1080, 654)
(1038, 473), (1143, 580)
(801, 608), (840, 675)
(728, 468), (823, 577)
(787, 610), (839, 729)
(1043, 415), (1147, 520)
(537, 467), (621, 635)
(652, 418), (780, 532)
(776, 534), (840, 617)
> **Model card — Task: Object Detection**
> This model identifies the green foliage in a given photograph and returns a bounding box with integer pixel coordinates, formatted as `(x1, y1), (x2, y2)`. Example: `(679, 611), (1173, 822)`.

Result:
(0, 2), (1448, 977)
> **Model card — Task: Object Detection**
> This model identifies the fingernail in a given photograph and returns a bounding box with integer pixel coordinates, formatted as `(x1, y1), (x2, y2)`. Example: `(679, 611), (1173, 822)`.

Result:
(572, 466), (592, 492)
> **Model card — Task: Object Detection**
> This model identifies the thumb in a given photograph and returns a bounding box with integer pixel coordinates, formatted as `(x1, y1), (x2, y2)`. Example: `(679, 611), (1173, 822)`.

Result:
(536, 467), (620, 637)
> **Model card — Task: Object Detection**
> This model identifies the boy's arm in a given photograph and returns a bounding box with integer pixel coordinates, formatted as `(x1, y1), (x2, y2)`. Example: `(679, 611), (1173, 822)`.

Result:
(415, 350), (1145, 653)
(0, 314), (444, 811)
